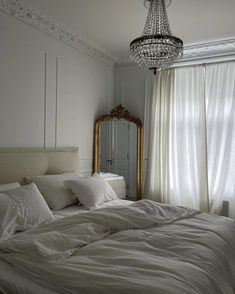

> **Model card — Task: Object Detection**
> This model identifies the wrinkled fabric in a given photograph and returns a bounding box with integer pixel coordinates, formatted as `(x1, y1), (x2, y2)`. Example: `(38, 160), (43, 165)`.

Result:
(0, 200), (234, 294)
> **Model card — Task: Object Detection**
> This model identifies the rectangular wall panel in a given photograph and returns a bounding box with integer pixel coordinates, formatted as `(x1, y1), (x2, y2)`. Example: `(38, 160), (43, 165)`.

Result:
(0, 34), (45, 148)
(56, 58), (107, 173)
(0, 12), (114, 176)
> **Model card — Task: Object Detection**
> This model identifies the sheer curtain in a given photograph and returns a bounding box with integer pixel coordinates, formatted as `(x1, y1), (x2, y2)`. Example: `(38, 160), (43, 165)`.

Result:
(206, 62), (235, 214)
(169, 66), (209, 211)
(144, 70), (174, 204)
(144, 61), (235, 214)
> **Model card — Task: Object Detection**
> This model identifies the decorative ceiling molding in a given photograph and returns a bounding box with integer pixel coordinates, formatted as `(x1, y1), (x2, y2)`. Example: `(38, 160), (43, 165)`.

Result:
(0, 0), (115, 66)
(1, 0), (234, 67)
(180, 38), (235, 61)
(118, 38), (235, 65)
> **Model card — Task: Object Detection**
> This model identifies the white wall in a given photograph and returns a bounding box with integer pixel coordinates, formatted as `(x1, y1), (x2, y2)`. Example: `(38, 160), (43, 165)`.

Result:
(114, 64), (147, 122)
(0, 12), (114, 175)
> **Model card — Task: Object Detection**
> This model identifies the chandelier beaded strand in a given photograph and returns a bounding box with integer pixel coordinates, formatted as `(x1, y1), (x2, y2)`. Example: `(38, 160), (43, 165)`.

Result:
(130, 0), (183, 74)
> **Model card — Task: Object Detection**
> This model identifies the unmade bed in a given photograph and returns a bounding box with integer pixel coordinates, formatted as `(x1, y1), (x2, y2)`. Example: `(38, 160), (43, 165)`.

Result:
(0, 149), (234, 294)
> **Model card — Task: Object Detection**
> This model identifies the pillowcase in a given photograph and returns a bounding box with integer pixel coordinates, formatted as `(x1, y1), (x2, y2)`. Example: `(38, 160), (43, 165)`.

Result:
(64, 175), (118, 210)
(25, 172), (84, 211)
(0, 182), (20, 192)
(0, 183), (53, 241)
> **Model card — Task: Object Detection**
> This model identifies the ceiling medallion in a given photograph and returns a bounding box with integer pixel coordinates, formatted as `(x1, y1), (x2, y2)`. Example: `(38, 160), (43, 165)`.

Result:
(130, 0), (183, 74)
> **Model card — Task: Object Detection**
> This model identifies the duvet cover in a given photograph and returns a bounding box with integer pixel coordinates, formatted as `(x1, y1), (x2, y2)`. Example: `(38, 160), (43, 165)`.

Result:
(0, 200), (234, 294)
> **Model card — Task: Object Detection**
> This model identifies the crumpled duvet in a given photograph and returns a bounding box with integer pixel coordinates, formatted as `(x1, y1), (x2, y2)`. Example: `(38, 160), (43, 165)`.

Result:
(0, 200), (234, 294)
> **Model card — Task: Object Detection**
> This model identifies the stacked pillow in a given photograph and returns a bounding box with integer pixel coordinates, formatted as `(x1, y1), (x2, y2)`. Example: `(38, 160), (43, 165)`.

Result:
(25, 172), (84, 210)
(26, 172), (118, 211)
(0, 172), (119, 241)
(0, 183), (53, 241)
(64, 174), (118, 210)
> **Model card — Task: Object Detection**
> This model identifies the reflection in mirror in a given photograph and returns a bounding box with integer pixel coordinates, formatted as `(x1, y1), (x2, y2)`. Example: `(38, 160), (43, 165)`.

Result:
(94, 105), (143, 201)
(100, 119), (137, 198)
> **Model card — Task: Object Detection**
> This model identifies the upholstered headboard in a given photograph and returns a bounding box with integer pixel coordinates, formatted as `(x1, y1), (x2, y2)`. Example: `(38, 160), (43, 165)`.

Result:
(0, 148), (79, 185)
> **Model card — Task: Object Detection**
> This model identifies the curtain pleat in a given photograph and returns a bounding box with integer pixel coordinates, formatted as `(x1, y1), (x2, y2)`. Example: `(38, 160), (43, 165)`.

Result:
(144, 61), (235, 215)
(144, 69), (174, 204)
(169, 66), (209, 211)
(206, 62), (235, 214)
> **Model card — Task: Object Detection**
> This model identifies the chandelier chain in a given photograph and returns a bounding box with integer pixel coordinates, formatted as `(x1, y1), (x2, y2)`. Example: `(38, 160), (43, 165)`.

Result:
(143, 0), (171, 35)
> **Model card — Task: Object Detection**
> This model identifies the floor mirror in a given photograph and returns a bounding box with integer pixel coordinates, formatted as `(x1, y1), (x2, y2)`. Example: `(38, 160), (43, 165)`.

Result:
(94, 105), (143, 200)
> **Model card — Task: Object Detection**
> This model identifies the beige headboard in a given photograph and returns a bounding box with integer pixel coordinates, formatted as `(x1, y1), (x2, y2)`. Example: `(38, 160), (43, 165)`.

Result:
(0, 148), (79, 185)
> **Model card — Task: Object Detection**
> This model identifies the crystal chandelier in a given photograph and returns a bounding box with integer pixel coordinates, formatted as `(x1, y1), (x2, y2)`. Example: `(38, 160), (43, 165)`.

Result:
(130, 0), (183, 74)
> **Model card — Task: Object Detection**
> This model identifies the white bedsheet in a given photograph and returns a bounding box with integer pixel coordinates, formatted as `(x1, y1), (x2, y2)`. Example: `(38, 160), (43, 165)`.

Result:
(0, 200), (234, 294)
(53, 199), (132, 219)
(0, 199), (133, 293)
(0, 259), (57, 294)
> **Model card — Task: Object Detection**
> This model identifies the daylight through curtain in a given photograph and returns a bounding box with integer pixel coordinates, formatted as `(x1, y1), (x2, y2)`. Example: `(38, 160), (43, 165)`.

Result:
(144, 61), (235, 214)
(206, 62), (235, 214)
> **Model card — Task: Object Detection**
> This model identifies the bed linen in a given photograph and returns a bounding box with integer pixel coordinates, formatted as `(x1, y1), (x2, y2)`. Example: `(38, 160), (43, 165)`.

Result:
(53, 199), (132, 220)
(0, 199), (132, 294)
(0, 200), (234, 294)
(0, 183), (54, 241)
(64, 175), (119, 209)
(0, 259), (57, 294)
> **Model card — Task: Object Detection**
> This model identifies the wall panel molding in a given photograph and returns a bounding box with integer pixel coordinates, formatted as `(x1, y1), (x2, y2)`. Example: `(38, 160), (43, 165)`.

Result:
(0, 32), (46, 148)
(0, 12), (114, 158)
(55, 56), (59, 149)
(43, 53), (47, 149)
(0, 0), (115, 66)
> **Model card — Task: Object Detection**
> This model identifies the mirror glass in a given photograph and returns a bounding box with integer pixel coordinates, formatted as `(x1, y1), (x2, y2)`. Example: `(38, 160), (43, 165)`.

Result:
(94, 105), (143, 201)
(99, 118), (137, 199)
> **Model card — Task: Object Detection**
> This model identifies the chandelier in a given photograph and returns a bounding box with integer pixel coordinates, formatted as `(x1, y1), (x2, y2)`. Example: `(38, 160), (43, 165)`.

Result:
(130, 0), (183, 74)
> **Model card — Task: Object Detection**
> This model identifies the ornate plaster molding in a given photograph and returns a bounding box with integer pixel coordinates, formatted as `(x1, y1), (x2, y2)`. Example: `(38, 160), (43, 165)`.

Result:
(1, 0), (234, 67)
(0, 0), (115, 66)
(181, 38), (235, 61)
(118, 38), (235, 65)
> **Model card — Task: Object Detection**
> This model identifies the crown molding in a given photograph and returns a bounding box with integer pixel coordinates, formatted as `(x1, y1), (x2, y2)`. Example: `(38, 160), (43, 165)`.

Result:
(180, 38), (235, 61)
(0, 0), (115, 66)
(118, 38), (235, 65)
(1, 0), (234, 68)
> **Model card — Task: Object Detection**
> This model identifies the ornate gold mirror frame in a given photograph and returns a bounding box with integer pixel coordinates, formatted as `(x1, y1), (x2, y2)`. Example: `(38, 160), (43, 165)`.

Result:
(94, 105), (143, 200)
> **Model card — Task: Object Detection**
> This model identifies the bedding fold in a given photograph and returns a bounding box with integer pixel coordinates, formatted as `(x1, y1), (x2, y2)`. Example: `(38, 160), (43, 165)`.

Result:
(0, 200), (234, 294)
(0, 200), (198, 258)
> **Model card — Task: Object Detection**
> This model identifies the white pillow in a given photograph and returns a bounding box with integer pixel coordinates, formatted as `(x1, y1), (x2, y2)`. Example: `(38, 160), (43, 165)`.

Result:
(0, 182), (20, 192)
(0, 183), (53, 241)
(64, 175), (118, 210)
(25, 172), (84, 211)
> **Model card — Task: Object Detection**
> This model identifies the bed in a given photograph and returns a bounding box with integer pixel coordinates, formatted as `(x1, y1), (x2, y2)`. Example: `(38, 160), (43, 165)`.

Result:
(0, 148), (234, 294)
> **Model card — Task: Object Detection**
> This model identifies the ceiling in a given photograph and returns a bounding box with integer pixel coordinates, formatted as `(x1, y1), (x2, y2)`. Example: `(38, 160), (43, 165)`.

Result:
(25, 0), (235, 60)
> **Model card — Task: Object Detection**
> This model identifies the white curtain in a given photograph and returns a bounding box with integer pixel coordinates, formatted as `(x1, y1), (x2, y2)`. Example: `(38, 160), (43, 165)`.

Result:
(169, 66), (209, 211)
(144, 61), (235, 214)
(206, 62), (235, 214)
(144, 70), (174, 204)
